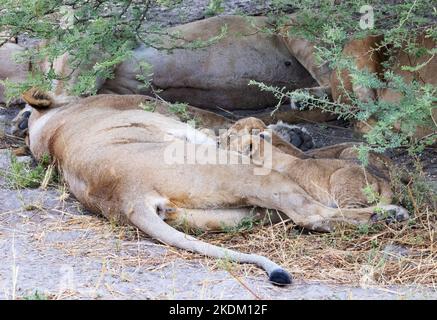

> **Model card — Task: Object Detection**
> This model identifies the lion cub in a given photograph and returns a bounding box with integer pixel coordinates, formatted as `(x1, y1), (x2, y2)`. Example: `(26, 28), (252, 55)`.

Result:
(221, 117), (403, 211)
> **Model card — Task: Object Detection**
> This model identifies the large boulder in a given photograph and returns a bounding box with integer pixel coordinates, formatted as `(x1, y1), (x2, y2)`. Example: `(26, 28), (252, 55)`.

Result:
(100, 15), (318, 112)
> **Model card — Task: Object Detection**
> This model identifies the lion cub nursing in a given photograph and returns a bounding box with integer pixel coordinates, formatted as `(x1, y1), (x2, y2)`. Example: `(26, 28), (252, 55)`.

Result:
(22, 88), (408, 285)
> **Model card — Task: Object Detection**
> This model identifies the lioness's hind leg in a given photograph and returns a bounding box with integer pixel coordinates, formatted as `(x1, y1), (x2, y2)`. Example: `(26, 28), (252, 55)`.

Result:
(371, 205), (410, 223)
(164, 207), (286, 232)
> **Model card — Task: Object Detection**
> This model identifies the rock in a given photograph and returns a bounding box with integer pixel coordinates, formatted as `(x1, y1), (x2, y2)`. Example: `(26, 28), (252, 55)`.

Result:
(0, 149), (12, 186)
(0, 149), (11, 169)
(0, 115), (6, 139)
(144, 0), (277, 27)
(382, 244), (411, 260)
(15, 155), (32, 165)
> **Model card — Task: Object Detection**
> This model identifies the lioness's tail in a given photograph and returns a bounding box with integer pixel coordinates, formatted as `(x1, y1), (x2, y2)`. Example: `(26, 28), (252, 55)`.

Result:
(127, 200), (292, 286)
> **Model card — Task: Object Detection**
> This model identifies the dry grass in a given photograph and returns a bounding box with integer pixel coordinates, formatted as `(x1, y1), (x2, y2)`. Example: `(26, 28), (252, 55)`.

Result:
(1, 184), (435, 299)
(0, 132), (25, 150)
(199, 211), (436, 286)
(34, 197), (435, 289)
(46, 209), (435, 290)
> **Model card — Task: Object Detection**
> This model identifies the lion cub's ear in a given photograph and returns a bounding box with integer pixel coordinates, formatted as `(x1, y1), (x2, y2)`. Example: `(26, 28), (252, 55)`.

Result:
(22, 87), (53, 109)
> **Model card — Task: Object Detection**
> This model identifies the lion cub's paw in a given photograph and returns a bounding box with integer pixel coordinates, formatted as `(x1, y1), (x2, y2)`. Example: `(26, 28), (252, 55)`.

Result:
(371, 205), (409, 223)
(269, 121), (314, 151)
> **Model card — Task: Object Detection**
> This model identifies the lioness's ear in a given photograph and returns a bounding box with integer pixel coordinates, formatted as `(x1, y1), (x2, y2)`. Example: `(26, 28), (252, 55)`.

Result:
(22, 87), (53, 109)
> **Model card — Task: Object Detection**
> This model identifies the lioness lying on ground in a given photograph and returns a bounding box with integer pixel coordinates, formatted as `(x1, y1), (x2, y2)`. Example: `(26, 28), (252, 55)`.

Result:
(1, 15), (336, 126)
(22, 88), (408, 285)
(3, 15), (434, 135)
(279, 19), (436, 139)
(330, 33), (436, 139)
(0, 42), (28, 105)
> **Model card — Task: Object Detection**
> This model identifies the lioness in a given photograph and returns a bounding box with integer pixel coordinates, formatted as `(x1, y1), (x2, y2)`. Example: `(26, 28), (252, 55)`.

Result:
(331, 33), (436, 139)
(100, 15), (318, 112)
(279, 21), (436, 139)
(22, 88), (408, 285)
(3, 15), (337, 126)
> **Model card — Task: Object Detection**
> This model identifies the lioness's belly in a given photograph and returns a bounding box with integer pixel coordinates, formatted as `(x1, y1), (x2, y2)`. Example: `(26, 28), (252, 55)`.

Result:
(46, 105), (252, 210)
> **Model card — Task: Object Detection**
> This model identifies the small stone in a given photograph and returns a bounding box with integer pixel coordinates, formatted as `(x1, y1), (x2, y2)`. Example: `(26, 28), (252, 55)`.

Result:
(0, 149), (12, 170)
(15, 155), (33, 165)
(0, 115), (6, 139)
(0, 149), (12, 186)
(382, 244), (411, 260)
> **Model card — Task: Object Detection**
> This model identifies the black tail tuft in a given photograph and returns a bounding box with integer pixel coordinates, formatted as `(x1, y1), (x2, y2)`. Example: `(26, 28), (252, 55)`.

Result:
(269, 268), (292, 286)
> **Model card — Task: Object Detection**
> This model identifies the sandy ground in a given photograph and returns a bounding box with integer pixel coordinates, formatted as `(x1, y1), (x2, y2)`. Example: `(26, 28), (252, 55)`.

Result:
(1, 106), (436, 300)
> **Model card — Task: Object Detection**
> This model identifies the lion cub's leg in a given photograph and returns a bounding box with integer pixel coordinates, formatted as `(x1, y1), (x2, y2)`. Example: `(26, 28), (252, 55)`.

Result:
(305, 142), (357, 158)
(307, 142), (392, 178)
(235, 170), (408, 231)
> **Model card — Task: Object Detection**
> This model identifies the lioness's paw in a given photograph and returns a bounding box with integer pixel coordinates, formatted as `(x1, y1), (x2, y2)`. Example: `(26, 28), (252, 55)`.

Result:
(11, 108), (31, 138)
(371, 205), (409, 223)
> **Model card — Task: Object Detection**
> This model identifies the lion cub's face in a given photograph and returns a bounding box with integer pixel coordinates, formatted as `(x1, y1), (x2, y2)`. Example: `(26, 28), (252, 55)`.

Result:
(219, 117), (270, 158)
